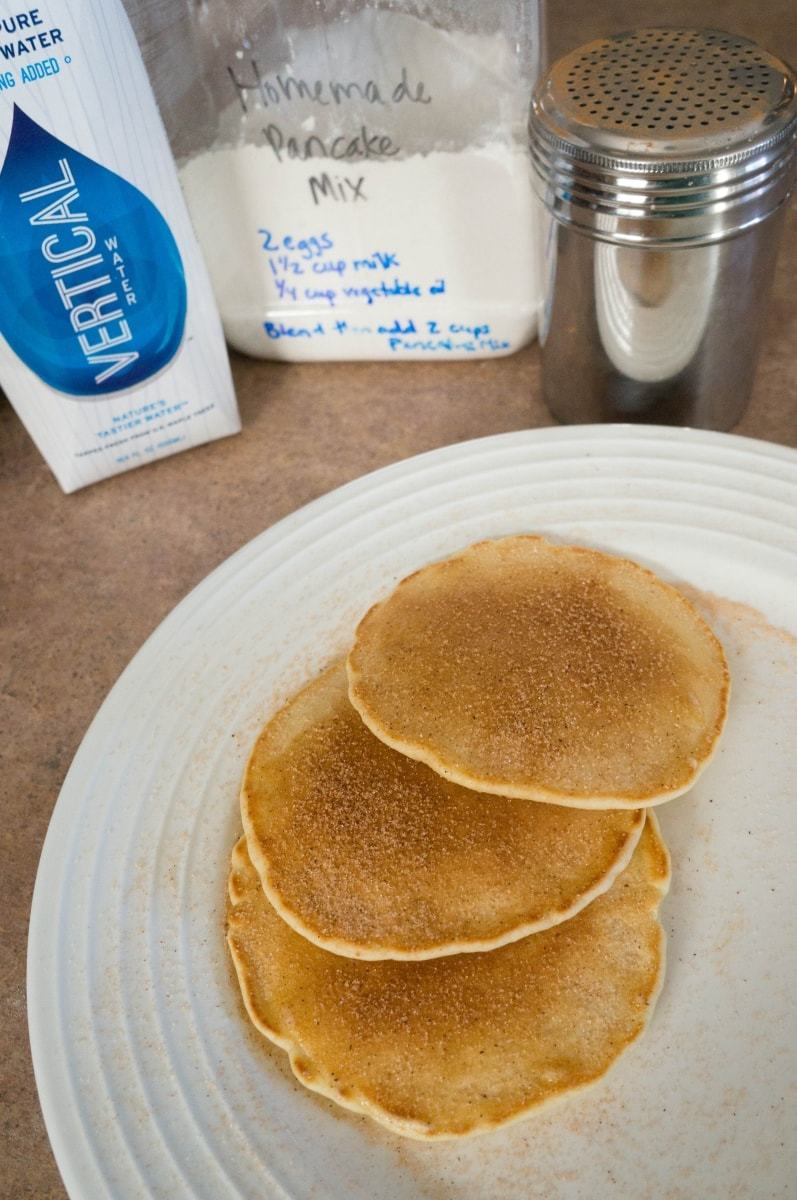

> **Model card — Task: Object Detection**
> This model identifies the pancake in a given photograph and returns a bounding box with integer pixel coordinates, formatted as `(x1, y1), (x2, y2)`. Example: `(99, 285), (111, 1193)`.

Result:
(227, 815), (670, 1140)
(241, 662), (645, 960)
(347, 536), (729, 809)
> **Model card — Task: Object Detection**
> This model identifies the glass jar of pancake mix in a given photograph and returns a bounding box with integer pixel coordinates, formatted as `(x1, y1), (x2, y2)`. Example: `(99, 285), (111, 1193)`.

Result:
(126, 0), (543, 362)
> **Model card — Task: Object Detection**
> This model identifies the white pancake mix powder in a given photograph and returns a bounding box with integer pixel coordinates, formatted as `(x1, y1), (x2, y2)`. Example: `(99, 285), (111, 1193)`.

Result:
(179, 9), (541, 361)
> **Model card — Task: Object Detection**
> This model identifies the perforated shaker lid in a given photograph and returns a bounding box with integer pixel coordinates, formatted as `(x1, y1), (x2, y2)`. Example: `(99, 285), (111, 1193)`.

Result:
(530, 29), (797, 244)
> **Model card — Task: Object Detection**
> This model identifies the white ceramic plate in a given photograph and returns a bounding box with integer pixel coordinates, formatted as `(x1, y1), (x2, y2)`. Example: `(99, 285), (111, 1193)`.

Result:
(29, 426), (797, 1200)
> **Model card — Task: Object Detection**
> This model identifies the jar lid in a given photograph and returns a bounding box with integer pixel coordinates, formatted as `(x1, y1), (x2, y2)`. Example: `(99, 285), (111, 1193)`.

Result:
(530, 29), (797, 245)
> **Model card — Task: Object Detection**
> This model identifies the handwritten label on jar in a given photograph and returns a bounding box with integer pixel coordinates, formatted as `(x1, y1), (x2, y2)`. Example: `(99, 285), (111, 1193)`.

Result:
(179, 8), (540, 360)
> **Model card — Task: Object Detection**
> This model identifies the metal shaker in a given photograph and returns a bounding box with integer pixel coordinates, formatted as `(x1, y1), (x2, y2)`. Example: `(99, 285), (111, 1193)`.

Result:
(529, 29), (797, 429)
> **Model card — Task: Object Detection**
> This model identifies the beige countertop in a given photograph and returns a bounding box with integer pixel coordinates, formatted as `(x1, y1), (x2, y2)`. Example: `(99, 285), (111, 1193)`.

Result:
(2, 29), (797, 1193)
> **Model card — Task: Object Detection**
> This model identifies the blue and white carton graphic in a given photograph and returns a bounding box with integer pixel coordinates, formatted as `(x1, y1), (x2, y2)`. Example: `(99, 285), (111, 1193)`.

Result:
(0, 2), (240, 491)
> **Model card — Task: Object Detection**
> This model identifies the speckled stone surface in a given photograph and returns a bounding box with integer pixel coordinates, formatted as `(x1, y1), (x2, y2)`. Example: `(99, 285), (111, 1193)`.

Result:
(2, 8), (797, 1198)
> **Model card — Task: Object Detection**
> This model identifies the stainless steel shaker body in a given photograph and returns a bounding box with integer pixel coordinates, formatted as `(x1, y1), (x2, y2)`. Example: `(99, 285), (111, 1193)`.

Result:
(530, 29), (797, 428)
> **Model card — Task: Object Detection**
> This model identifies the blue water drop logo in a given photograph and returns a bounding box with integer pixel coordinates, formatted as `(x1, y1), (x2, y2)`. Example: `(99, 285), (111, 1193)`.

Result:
(0, 105), (187, 397)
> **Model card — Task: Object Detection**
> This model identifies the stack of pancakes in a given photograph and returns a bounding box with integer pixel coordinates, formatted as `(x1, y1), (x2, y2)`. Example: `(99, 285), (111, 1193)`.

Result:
(227, 536), (729, 1140)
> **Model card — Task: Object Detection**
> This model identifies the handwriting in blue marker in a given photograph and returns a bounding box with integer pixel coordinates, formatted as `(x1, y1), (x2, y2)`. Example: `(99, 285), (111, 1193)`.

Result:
(352, 252), (399, 271)
(261, 310), (510, 355)
(259, 228), (333, 258)
(304, 287), (337, 307)
(342, 279), (422, 305)
(378, 318), (417, 335)
(264, 319), (326, 339)
(312, 258), (347, 275)
(387, 334), (510, 353)
(450, 322), (490, 338)
(256, 227), (507, 356)
(267, 255), (304, 278)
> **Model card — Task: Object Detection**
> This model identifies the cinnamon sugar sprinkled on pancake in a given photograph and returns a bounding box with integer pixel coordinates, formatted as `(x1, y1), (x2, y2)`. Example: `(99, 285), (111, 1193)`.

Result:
(241, 662), (644, 959)
(348, 536), (729, 808)
(227, 817), (670, 1139)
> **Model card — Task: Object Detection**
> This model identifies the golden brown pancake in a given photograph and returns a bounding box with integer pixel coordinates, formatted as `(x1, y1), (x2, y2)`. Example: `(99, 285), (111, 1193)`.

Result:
(347, 536), (729, 808)
(241, 662), (645, 960)
(227, 816), (670, 1140)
